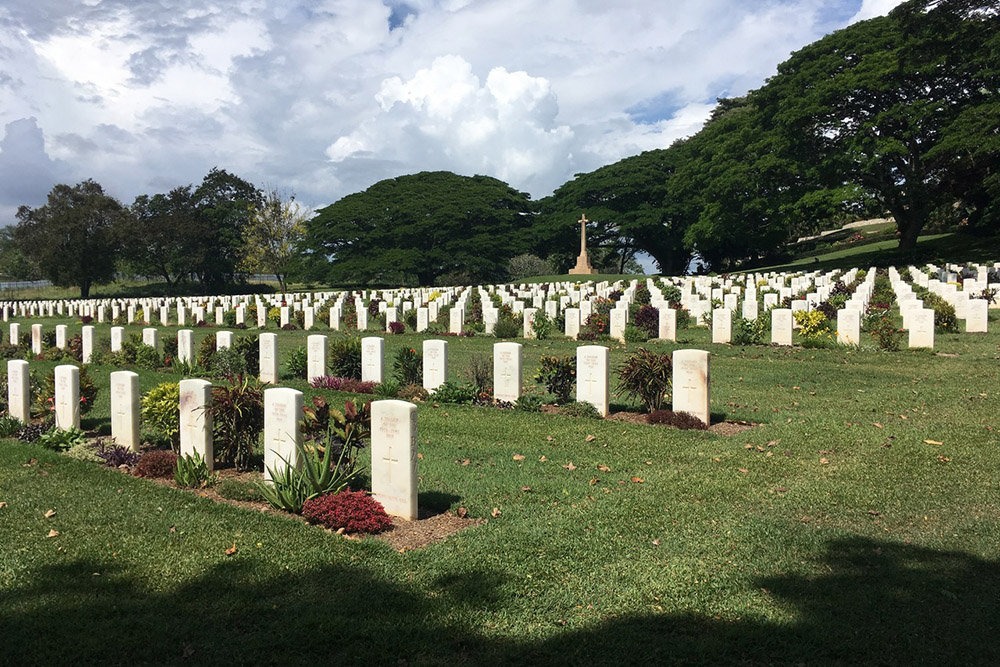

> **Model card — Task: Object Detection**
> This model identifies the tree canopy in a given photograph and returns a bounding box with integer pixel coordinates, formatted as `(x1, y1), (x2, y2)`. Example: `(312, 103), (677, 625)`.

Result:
(298, 172), (535, 286)
(13, 180), (126, 298)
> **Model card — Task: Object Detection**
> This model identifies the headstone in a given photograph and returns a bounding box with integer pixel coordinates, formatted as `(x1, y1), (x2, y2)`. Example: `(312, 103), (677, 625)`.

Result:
(371, 399), (419, 520)
(356, 307), (369, 331)
(179, 379), (214, 471)
(361, 337), (385, 383)
(909, 309), (935, 349)
(836, 309), (860, 346)
(307, 334), (328, 380)
(263, 387), (303, 482)
(771, 309), (793, 346)
(160, 306), (170, 326)
(111, 326), (124, 353)
(7, 359), (30, 422)
(493, 342), (522, 403)
(142, 327), (158, 351)
(81, 325), (94, 364)
(259, 333), (278, 384)
(55, 325), (68, 349)
(422, 339), (448, 392)
(449, 307), (464, 334)
(965, 299), (988, 333)
(712, 308), (731, 344)
(31, 324), (42, 356)
(416, 307), (429, 333)
(110, 371), (140, 451)
(564, 307), (581, 339)
(523, 308), (538, 339)
(177, 330), (194, 364)
(257, 305), (267, 329)
(303, 307), (314, 330)
(671, 349), (710, 426)
(216, 331), (233, 350)
(8, 323), (20, 345)
(609, 309), (626, 341)
(658, 308), (676, 341)
(54, 365), (81, 430)
(576, 345), (609, 417)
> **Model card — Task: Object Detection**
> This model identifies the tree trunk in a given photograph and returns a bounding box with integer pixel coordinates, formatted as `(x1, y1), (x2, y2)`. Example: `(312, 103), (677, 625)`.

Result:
(80, 280), (90, 299)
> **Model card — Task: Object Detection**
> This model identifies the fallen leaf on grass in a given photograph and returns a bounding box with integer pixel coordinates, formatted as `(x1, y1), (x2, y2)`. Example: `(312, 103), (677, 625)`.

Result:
(23, 458), (37, 467)
(589, 477), (599, 486)
(224, 543), (237, 556)
(820, 458), (830, 465)
(585, 435), (596, 442)
(417, 452), (424, 460)
(924, 439), (943, 446)
(937, 455), (951, 463)
(169, 525), (176, 533)
(738, 468), (749, 474)
(47, 529), (59, 538)
(539, 455), (548, 462)
(44, 509), (56, 518)
(460, 459), (471, 466)
(873, 422), (884, 429)
(776, 488), (788, 493)
(491, 507), (502, 518)
(630, 477), (644, 484)
(563, 462), (577, 471)
(546, 436), (554, 442)
(512, 454), (525, 461)
(597, 464), (611, 472)
(0, 501), (7, 509)
(652, 539), (661, 547)
(457, 506), (469, 518)
(520, 486), (532, 493)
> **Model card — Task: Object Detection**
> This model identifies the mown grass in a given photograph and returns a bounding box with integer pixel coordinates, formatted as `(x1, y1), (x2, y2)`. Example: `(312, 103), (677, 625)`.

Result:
(2, 313), (1000, 666)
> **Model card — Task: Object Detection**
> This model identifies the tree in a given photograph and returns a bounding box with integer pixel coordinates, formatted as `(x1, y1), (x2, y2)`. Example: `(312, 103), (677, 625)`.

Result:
(189, 168), (263, 290)
(0, 226), (41, 281)
(298, 172), (535, 286)
(536, 149), (692, 275)
(762, 0), (1000, 249)
(126, 186), (199, 286)
(13, 180), (126, 298)
(240, 188), (308, 292)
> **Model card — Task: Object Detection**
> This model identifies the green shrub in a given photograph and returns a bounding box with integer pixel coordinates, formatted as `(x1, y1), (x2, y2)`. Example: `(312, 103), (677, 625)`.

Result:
(616, 348), (672, 413)
(65, 442), (103, 463)
(793, 310), (830, 340)
(493, 313), (522, 339)
(213, 345), (248, 378)
(464, 354), (493, 393)
(134, 450), (178, 478)
(393, 347), (422, 386)
(196, 335), (217, 369)
(623, 324), (649, 343)
(431, 381), (476, 404)
(141, 382), (180, 452)
(174, 452), (216, 488)
(374, 380), (401, 398)
(207, 375), (264, 472)
(285, 346), (308, 379)
(868, 316), (904, 351)
(514, 394), (543, 412)
(531, 311), (553, 340)
(557, 401), (602, 419)
(135, 344), (162, 371)
(533, 355), (575, 403)
(329, 337), (362, 379)
(732, 316), (767, 345)
(0, 415), (20, 438)
(38, 427), (87, 451)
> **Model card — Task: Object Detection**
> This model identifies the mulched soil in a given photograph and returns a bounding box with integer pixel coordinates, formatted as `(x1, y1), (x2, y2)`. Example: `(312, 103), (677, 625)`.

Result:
(124, 464), (484, 551)
(540, 403), (757, 435)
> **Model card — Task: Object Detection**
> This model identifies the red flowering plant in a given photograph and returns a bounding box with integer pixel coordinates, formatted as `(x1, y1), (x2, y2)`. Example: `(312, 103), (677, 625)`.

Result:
(302, 490), (392, 534)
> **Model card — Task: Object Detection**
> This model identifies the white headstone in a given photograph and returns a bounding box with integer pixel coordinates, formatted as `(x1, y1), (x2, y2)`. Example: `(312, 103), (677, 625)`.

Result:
(361, 337), (385, 383)
(564, 307), (581, 340)
(142, 327), (159, 351)
(712, 308), (732, 344)
(81, 325), (94, 364)
(55, 324), (68, 349)
(31, 324), (42, 356)
(523, 308), (538, 339)
(493, 342), (522, 403)
(576, 345), (609, 417)
(110, 371), (140, 451)
(422, 339), (448, 392)
(307, 334), (328, 380)
(54, 364), (81, 430)
(371, 399), (419, 520)
(179, 379), (214, 471)
(672, 349), (710, 426)
(416, 307), (429, 333)
(836, 309), (860, 346)
(177, 330), (194, 364)
(771, 309), (793, 346)
(8, 323), (20, 346)
(449, 307), (464, 334)
(263, 387), (302, 482)
(111, 326), (124, 353)
(259, 333), (278, 384)
(658, 307), (676, 341)
(216, 331), (233, 350)
(609, 309), (627, 342)
(965, 299), (988, 333)
(909, 309), (935, 349)
(7, 359), (29, 422)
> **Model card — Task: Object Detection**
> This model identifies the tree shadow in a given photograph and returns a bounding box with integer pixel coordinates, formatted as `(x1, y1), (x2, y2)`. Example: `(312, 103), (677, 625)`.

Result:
(1, 536), (997, 666)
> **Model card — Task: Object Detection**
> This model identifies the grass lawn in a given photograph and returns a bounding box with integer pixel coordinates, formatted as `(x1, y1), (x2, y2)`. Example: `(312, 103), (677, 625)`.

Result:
(2, 314), (1000, 665)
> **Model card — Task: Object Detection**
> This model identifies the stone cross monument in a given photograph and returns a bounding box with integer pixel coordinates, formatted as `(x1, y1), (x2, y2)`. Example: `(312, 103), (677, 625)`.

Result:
(568, 213), (596, 275)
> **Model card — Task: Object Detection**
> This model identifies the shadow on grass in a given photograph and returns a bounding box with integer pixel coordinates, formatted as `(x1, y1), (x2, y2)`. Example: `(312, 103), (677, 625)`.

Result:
(2, 537), (997, 666)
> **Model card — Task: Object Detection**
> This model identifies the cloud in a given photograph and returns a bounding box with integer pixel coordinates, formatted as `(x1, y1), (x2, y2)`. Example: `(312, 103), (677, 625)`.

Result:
(849, 0), (908, 24)
(0, 117), (70, 224)
(0, 0), (913, 218)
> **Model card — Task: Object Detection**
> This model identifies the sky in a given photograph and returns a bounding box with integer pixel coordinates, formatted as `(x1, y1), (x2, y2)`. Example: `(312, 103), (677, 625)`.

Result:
(0, 0), (907, 227)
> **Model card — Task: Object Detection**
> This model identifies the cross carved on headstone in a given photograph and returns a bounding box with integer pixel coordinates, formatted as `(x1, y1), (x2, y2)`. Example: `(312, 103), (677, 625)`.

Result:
(383, 443), (399, 486)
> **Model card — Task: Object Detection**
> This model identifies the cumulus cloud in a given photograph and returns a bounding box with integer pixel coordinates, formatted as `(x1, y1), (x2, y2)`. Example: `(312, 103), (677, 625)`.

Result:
(0, 0), (910, 217)
(849, 0), (908, 24)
